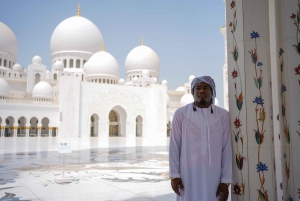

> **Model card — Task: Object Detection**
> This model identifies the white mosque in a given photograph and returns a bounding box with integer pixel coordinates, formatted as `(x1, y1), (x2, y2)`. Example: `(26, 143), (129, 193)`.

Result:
(0, 5), (220, 138)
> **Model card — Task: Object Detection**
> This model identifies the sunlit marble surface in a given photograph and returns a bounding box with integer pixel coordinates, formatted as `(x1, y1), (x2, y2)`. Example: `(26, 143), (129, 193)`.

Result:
(0, 137), (231, 201)
(0, 137), (174, 201)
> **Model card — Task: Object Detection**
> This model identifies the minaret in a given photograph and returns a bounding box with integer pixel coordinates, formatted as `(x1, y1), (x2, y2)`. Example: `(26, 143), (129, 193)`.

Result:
(220, 26), (228, 111)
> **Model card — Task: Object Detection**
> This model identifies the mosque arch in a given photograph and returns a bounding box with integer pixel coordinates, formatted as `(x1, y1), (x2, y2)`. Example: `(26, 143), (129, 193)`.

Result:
(136, 115), (143, 137)
(167, 121), (171, 137)
(82, 74), (84, 81)
(35, 73), (41, 85)
(17, 117), (26, 137)
(41, 117), (49, 137)
(29, 117), (38, 137)
(5, 116), (14, 137)
(70, 59), (74, 68)
(90, 114), (99, 137)
(4, 59), (7, 67)
(53, 74), (57, 80)
(63, 59), (67, 68)
(76, 59), (80, 68)
(108, 106), (127, 137)
(0, 58), (2, 66)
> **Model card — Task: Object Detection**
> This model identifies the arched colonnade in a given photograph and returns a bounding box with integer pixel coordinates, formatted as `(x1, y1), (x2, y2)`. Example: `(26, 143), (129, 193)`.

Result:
(0, 116), (58, 137)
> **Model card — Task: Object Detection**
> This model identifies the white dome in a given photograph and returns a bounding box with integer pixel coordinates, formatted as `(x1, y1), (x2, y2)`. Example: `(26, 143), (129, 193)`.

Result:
(53, 60), (64, 69)
(119, 79), (125, 85)
(180, 94), (194, 106)
(125, 45), (160, 73)
(12, 63), (22, 71)
(32, 55), (42, 65)
(46, 70), (50, 73)
(0, 78), (10, 96)
(132, 77), (138, 81)
(32, 81), (53, 99)
(176, 85), (185, 91)
(189, 75), (195, 82)
(0, 22), (18, 57)
(214, 98), (219, 106)
(153, 77), (158, 84)
(85, 51), (119, 78)
(50, 16), (103, 54)
(161, 80), (168, 86)
(142, 69), (149, 77)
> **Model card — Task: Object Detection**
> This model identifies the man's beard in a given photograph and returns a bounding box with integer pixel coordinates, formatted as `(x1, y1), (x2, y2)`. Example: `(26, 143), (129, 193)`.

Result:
(199, 100), (206, 105)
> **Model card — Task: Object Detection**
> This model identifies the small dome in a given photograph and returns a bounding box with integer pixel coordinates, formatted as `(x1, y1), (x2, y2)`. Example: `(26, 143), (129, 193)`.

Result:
(32, 81), (53, 99)
(153, 77), (158, 84)
(161, 80), (168, 86)
(0, 78), (10, 97)
(132, 77), (138, 82)
(53, 60), (64, 69)
(12, 63), (22, 71)
(180, 94), (194, 106)
(119, 78), (125, 85)
(46, 70), (50, 73)
(0, 22), (18, 57)
(214, 98), (219, 106)
(125, 45), (160, 73)
(142, 69), (149, 77)
(176, 85), (185, 91)
(189, 75), (195, 82)
(85, 51), (119, 78)
(32, 55), (42, 65)
(50, 16), (103, 54)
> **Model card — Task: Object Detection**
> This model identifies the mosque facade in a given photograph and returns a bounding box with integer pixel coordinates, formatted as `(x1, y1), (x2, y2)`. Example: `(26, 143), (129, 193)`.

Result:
(0, 6), (215, 138)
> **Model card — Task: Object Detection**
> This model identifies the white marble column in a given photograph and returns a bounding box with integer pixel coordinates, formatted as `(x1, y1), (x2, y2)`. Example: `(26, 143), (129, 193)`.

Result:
(225, 0), (276, 200)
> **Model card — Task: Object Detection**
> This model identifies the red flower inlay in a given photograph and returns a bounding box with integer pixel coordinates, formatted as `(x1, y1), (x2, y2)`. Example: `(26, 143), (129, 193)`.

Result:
(232, 69), (238, 78)
(233, 183), (242, 195)
(230, 1), (236, 9)
(234, 118), (242, 128)
(291, 13), (296, 19)
(294, 64), (300, 75)
(229, 22), (233, 27)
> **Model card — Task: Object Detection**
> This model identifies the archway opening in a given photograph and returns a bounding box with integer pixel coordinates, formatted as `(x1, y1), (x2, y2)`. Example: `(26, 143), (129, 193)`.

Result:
(76, 59), (80, 68)
(54, 74), (57, 80)
(30, 117), (38, 137)
(90, 114), (99, 137)
(18, 117), (26, 137)
(109, 106), (127, 137)
(136, 115), (143, 137)
(41, 117), (49, 137)
(167, 121), (171, 137)
(109, 110), (118, 137)
(5, 116), (14, 137)
(35, 73), (41, 85)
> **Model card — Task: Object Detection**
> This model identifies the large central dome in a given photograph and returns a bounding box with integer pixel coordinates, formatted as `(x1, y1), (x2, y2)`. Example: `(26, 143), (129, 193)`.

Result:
(0, 21), (18, 57)
(50, 16), (103, 55)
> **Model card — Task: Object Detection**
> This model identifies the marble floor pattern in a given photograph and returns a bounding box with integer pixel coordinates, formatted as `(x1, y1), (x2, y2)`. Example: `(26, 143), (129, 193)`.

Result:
(0, 137), (175, 201)
(0, 137), (232, 201)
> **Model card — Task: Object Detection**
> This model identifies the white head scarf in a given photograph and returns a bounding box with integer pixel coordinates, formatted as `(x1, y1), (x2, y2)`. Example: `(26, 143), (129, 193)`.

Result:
(191, 76), (216, 104)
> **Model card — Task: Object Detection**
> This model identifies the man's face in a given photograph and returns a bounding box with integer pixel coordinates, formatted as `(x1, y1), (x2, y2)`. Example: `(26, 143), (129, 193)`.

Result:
(193, 82), (212, 105)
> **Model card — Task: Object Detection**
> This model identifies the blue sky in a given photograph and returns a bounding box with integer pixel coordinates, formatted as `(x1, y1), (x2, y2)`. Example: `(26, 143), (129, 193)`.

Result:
(0, 0), (226, 107)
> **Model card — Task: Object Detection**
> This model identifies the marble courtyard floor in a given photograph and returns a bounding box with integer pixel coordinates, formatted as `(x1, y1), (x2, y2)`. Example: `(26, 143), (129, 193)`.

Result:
(0, 137), (176, 201)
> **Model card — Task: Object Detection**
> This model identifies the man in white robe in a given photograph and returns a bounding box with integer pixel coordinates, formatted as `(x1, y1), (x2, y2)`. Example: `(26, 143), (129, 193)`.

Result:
(169, 76), (232, 201)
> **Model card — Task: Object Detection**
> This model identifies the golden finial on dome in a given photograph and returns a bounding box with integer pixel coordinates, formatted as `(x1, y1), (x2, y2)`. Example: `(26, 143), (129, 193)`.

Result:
(141, 37), (144, 46)
(77, 2), (81, 16)
(101, 43), (105, 52)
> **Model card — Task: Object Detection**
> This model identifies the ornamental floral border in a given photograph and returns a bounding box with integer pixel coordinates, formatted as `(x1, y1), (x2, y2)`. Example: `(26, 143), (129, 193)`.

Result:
(229, 1), (246, 200)
(248, 31), (269, 201)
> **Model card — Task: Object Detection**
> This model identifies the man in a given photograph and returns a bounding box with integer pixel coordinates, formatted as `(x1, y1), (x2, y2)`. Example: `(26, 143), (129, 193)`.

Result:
(169, 76), (232, 201)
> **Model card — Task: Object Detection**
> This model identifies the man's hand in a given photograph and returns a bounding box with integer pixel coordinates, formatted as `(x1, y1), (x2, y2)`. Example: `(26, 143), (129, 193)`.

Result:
(171, 178), (184, 196)
(216, 183), (229, 201)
